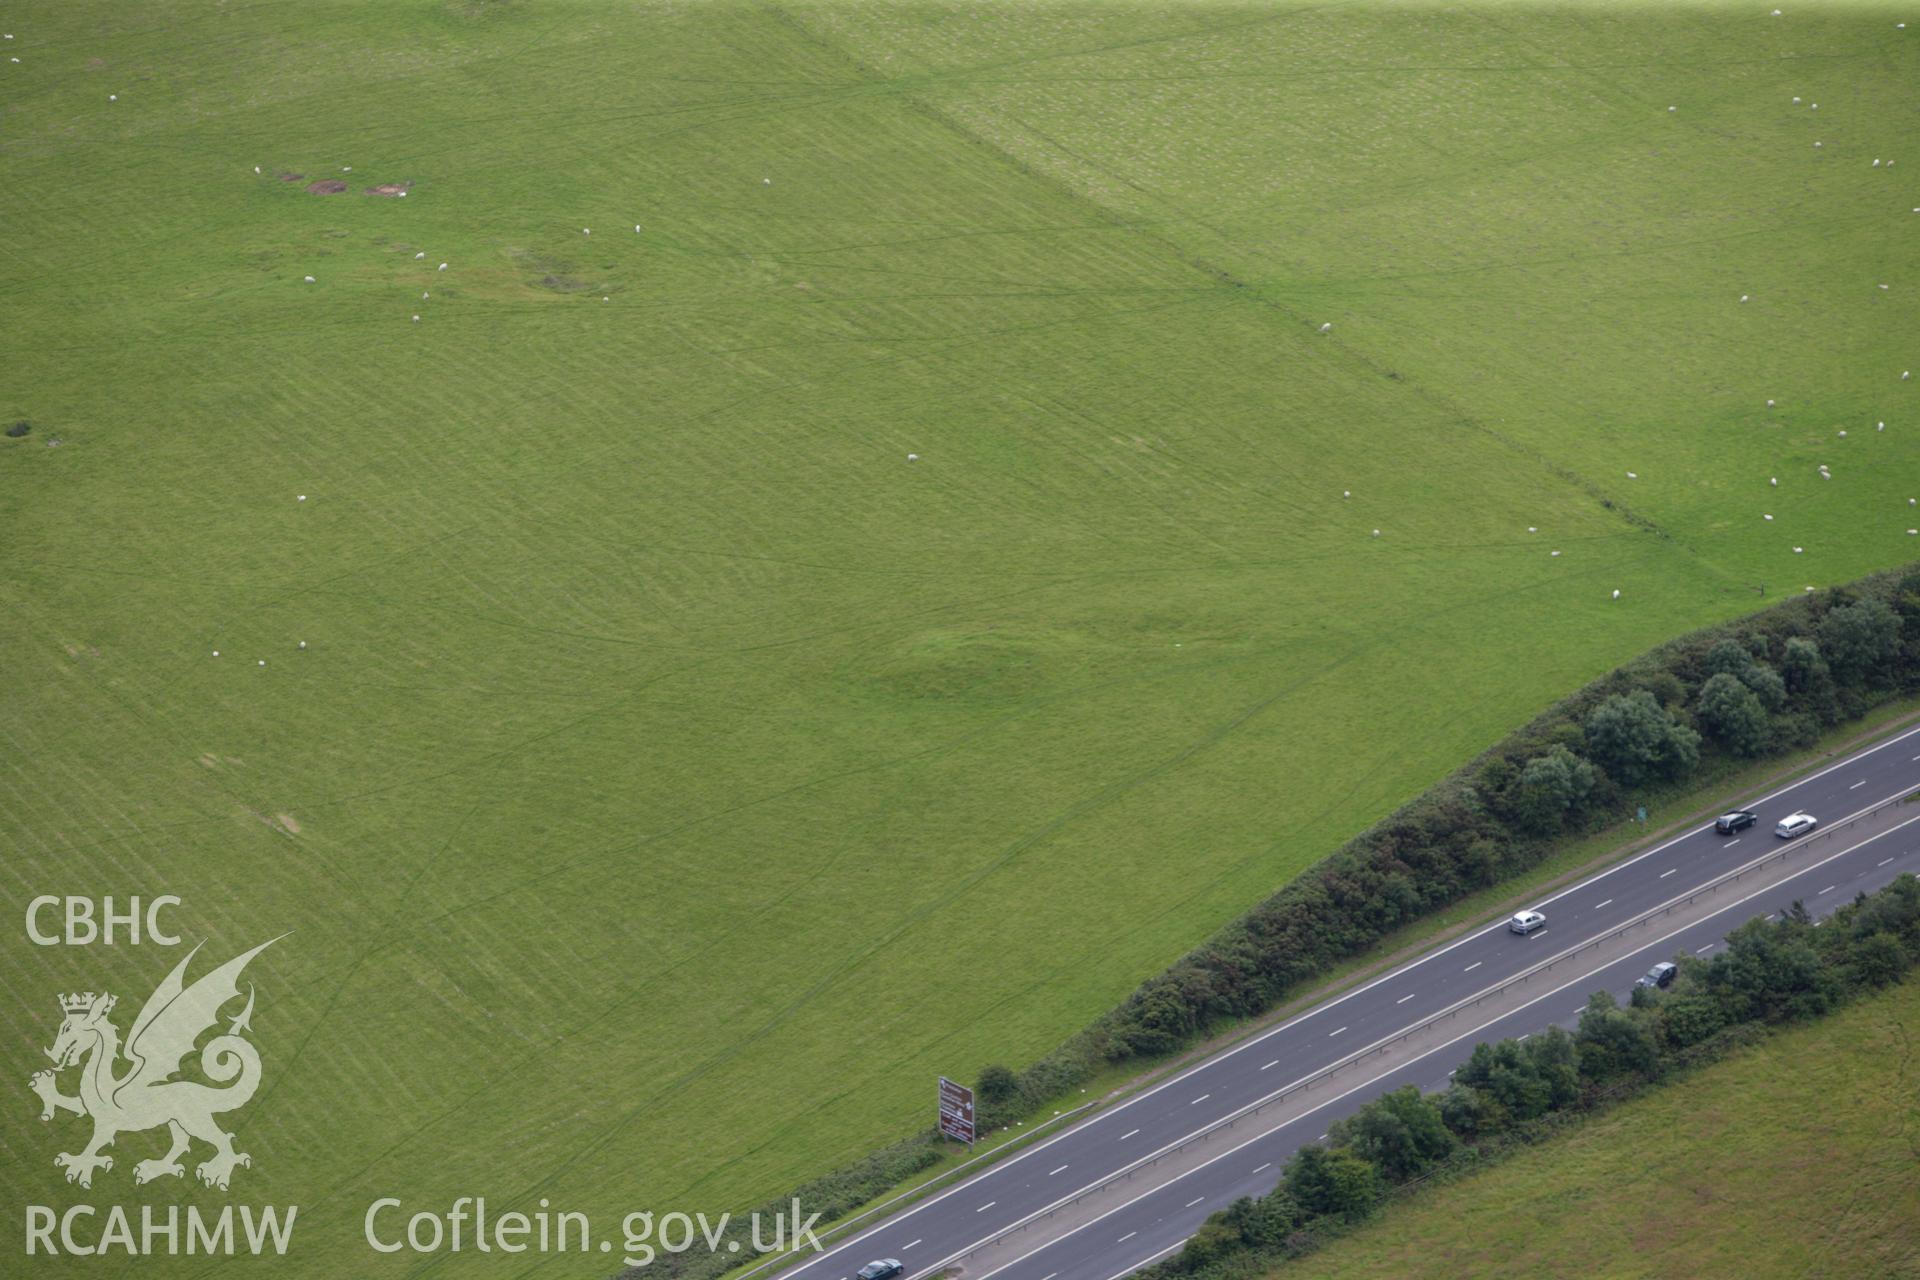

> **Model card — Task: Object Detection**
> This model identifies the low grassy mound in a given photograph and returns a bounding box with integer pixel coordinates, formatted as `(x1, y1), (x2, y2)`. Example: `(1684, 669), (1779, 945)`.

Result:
(1, 3), (1914, 1274)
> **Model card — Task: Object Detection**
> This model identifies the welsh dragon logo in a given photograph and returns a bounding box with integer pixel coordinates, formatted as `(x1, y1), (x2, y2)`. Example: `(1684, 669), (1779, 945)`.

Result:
(30, 937), (280, 1191)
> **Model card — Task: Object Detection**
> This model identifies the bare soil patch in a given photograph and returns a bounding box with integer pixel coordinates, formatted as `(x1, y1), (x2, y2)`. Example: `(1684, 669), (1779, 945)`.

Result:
(306, 179), (348, 195)
(365, 182), (412, 197)
(278, 171), (305, 182)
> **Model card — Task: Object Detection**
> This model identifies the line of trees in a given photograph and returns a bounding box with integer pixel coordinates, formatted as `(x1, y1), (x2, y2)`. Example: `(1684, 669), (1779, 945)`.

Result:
(645, 568), (1920, 1280)
(971, 570), (1920, 1128)
(1167, 873), (1920, 1278)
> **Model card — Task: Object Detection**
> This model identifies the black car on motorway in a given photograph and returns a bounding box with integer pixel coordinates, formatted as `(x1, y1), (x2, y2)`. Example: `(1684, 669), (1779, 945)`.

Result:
(1636, 961), (1678, 990)
(1715, 810), (1758, 834)
(857, 1261), (904, 1280)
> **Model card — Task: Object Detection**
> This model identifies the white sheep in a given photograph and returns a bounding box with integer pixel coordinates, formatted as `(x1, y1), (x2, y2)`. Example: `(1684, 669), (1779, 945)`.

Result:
(1371, 529), (1381, 537)
(438, 262), (448, 271)
(1612, 589), (1621, 599)
(303, 275), (316, 283)
(907, 453), (918, 462)
(1318, 322), (1332, 333)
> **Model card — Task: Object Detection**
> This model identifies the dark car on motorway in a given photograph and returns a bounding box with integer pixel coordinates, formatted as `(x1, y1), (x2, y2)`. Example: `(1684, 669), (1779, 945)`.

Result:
(857, 1261), (903, 1280)
(1715, 810), (1758, 834)
(1636, 961), (1678, 990)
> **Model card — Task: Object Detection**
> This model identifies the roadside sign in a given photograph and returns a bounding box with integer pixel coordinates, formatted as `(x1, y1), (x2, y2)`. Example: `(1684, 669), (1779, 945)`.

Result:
(1637, 806), (1647, 823)
(938, 1076), (975, 1146)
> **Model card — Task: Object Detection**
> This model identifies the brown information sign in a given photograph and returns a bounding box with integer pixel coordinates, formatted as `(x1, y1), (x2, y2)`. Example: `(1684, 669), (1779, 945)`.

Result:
(938, 1076), (975, 1145)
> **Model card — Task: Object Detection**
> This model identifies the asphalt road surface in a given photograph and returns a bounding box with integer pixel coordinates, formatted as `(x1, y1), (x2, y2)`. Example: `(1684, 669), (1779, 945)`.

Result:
(773, 721), (1920, 1280)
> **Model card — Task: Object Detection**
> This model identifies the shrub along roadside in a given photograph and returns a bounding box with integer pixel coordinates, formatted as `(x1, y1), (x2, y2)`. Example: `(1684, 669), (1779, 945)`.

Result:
(645, 566), (1920, 1280)
(1158, 873), (1920, 1280)
(976, 568), (1918, 1127)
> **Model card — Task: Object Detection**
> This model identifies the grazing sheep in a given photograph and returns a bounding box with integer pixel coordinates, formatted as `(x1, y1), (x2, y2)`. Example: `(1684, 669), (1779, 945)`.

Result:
(1612, 589), (1621, 599)
(1371, 529), (1381, 537)
(303, 275), (316, 283)
(907, 453), (918, 462)
(1764, 514), (1773, 520)
(1319, 322), (1332, 333)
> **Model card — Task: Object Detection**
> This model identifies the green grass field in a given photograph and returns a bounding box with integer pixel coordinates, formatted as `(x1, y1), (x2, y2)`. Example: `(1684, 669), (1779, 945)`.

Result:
(1294, 975), (1920, 1279)
(2, 2), (1916, 1273)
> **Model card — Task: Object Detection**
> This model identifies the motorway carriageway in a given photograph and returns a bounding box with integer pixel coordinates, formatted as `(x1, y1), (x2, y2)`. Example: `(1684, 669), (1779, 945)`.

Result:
(773, 722), (1920, 1280)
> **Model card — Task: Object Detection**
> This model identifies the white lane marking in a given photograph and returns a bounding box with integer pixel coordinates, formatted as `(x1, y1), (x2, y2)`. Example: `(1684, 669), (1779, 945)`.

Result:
(1185, 1197), (1205, 1208)
(1880, 858), (1896, 868)
(976, 1201), (996, 1213)
(1120, 1129), (1139, 1140)
(1594, 899), (1613, 910)
(1253, 1162), (1272, 1174)
(1518, 1033), (1531, 1041)
(1819, 884), (1836, 895)
(1048, 1165), (1069, 1176)
(1092, 1243), (1182, 1280)
(1118, 1232), (1136, 1244)
(1328, 1026), (1348, 1037)
(1696, 944), (1715, 954)
(840, 796), (1920, 1280)
(967, 811), (1920, 1280)
(1852, 780), (1868, 789)
(1260, 1060), (1280, 1071)
(1396, 993), (1415, 1004)
(904, 1240), (922, 1250)
(1190, 1094), (1211, 1106)
(1727, 838), (1742, 846)
(1660, 868), (1679, 878)
(1464, 961), (1482, 972)
(784, 727), (1919, 1280)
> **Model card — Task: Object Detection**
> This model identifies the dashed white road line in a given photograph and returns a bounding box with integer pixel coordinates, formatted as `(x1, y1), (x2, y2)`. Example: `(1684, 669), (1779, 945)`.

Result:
(1328, 1026), (1348, 1037)
(1120, 1129), (1138, 1141)
(1660, 868), (1679, 878)
(976, 1202), (996, 1213)
(1252, 1162), (1272, 1174)
(1396, 993), (1415, 1004)
(904, 1240), (922, 1250)
(1260, 1060), (1279, 1071)
(1819, 884), (1837, 895)
(1696, 944), (1715, 954)
(1185, 1197), (1205, 1208)
(1852, 780), (1868, 790)
(1595, 898), (1613, 910)
(1464, 961), (1482, 972)
(1727, 838), (1742, 847)
(1190, 1094), (1210, 1106)
(1118, 1232), (1136, 1244)
(1048, 1165), (1069, 1177)
(1881, 858), (1896, 868)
